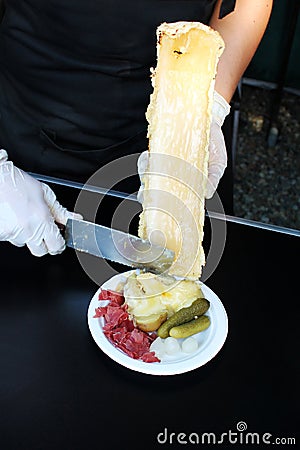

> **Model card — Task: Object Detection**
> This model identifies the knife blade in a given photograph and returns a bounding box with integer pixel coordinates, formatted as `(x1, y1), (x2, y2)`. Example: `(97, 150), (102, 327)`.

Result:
(64, 218), (174, 273)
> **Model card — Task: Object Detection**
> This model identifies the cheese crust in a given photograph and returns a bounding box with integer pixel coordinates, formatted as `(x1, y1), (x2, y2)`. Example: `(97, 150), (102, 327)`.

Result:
(139, 21), (224, 279)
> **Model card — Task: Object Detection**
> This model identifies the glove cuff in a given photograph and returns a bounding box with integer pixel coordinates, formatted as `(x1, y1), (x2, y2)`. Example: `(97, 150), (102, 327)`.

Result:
(0, 149), (8, 164)
(212, 91), (231, 127)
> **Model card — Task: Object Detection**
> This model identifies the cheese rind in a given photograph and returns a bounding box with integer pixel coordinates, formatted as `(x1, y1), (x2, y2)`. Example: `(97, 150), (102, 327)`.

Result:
(139, 21), (224, 279)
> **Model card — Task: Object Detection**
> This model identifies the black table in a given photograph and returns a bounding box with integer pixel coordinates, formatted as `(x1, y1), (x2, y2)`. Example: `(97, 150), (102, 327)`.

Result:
(0, 202), (299, 449)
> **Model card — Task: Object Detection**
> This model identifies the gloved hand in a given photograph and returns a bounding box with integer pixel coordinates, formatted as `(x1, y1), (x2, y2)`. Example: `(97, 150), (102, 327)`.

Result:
(136, 149), (149, 203)
(206, 90), (230, 199)
(137, 90), (230, 201)
(0, 149), (82, 256)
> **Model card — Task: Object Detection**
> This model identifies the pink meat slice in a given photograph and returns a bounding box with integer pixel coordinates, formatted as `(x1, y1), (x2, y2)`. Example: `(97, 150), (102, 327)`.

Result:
(94, 290), (160, 363)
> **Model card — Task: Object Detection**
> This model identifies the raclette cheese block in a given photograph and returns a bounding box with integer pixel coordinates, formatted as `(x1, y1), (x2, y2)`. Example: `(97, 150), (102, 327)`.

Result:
(138, 21), (224, 279)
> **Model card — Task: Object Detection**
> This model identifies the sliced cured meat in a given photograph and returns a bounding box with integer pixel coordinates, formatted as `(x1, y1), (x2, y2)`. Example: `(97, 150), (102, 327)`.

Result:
(94, 289), (160, 363)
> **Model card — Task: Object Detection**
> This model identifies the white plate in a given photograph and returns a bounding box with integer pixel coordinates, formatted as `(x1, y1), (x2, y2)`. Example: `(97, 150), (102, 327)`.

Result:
(87, 271), (228, 376)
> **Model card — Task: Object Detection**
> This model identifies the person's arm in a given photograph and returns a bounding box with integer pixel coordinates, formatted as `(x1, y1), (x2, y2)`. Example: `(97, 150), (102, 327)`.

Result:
(210, 0), (273, 102)
(204, 0), (272, 198)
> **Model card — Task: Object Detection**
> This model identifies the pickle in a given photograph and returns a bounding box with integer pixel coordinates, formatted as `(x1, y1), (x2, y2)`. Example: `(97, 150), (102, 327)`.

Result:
(157, 297), (210, 338)
(169, 315), (211, 338)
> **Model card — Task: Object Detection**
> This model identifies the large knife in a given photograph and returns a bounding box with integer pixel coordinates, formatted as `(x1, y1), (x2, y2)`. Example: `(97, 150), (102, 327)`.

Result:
(64, 218), (174, 273)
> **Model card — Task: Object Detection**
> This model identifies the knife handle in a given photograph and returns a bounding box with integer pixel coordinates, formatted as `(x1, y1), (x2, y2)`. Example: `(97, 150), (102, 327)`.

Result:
(55, 221), (66, 237)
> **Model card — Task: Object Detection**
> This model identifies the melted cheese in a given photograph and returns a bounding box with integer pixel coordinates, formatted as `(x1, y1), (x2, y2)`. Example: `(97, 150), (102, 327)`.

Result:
(124, 272), (203, 318)
(138, 21), (224, 279)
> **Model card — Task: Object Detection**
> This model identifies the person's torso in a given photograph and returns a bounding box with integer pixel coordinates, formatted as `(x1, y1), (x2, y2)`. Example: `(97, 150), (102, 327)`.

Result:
(0, 0), (233, 179)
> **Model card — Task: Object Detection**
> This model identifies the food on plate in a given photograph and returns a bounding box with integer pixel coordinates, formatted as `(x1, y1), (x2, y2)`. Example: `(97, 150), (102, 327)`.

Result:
(169, 315), (211, 339)
(181, 337), (199, 353)
(93, 277), (211, 363)
(133, 312), (168, 333)
(138, 21), (225, 279)
(164, 337), (182, 355)
(123, 271), (205, 332)
(149, 335), (200, 360)
(157, 297), (210, 338)
(97, 289), (124, 305)
(149, 336), (182, 358)
(149, 336), (166, 359)
(94, 288), (160, 363)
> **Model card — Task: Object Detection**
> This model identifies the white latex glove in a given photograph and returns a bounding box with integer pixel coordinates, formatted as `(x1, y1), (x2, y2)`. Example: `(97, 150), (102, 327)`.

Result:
(0, 149), (82, 256)
(206, 90), (230, 199)
(137, 90), (230, 201)
(136, 150), (149, 204)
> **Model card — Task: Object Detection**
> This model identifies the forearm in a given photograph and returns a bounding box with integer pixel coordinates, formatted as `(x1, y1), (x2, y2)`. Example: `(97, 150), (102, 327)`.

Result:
(210, 0), (273, 102)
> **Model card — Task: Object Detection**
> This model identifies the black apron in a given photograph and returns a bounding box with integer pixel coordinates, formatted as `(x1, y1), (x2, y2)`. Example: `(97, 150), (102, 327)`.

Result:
(0, 0), (235, 183)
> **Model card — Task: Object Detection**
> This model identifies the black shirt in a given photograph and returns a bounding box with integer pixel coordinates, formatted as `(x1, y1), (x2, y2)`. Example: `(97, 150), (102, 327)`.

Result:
(0, 0), (235, 181)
